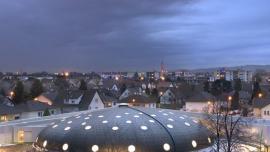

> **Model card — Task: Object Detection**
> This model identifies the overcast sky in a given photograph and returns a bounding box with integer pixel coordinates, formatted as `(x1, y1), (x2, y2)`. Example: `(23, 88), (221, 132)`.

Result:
(0, 0), (269, 72)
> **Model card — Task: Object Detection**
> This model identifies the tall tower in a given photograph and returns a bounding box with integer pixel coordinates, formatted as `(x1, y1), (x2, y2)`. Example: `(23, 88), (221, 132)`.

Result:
(160, 61), (166, 78)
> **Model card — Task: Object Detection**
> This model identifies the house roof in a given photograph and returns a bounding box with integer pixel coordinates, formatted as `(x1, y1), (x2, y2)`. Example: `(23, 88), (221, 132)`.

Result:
(253, 98), (270, 109)
(186, 91), (216, 102)
(119, 95), (157, 104)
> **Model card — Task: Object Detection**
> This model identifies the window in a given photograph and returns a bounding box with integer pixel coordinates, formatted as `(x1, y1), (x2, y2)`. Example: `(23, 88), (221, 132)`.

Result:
(51, 110), (55, 115)
(38, 112), (43, 117)
(268, 111), (270, 115)
(264, 111), (267, 115)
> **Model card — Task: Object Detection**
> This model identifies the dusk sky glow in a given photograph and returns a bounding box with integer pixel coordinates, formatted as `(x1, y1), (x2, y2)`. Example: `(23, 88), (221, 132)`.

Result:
(0, 0), (270, 72)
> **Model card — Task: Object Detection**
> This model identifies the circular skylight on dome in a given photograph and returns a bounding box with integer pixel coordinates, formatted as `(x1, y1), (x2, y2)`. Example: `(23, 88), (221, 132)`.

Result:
(192, 140), (197, 148)
(185, 122), (191, 127)
(140, 126), (148, 130)
(85, 126), (92, 130)
(62, 143), (69, 151)
(126, 120), (132, 124)
(91, 145), (99, 152)
(112, 126), (119, 131)
(149, 120), (155, 123)
(64, 127), (71, 131)
(128, 145), (136, 152)
(43, 140), (47, 148)
(116, 115), (121, 118)
(52, 125), (58, 128)
(102, 120), (108, 124)
(163, 143), (170, 151)
(98, 115), (104, 118)
(167, 124), (174, 129)
(81, 122), (87, 126)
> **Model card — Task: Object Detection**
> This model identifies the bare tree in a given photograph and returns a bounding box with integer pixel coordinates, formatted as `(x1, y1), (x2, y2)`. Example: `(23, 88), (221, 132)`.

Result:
(205, 101), (252, 152)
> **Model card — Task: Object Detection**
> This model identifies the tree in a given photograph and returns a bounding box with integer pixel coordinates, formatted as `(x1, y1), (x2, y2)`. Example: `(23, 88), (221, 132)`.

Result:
(54, 77), (69, 90)
(203, 81), (210, 92)
(120, 84), (127, 94)
(79, 79), (87, 90)
(13, 81), (25, 104)
(30, 79), (44, 98)
(211, 79), (232, 97)
(233, 79), (242, 92)
(151, 88), (158, 98)
(206, 102), (251, 152)
(133, 72), (139, 80)
(231, 91), (239, 110)
(43, 108), (51, 116)
(145, 87), (150, 95)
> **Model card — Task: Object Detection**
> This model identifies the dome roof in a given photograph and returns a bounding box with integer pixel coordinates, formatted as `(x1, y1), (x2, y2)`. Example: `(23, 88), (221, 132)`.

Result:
(33, 106), (213, 152)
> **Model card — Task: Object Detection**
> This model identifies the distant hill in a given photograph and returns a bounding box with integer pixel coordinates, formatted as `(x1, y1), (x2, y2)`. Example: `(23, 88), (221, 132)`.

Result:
(173, 65), (270, 73)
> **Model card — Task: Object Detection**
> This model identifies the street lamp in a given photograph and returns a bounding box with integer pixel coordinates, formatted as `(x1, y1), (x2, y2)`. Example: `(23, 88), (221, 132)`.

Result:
(10, 91), (14, 97)
(64, 72), (69, 77)
(258, 93), (263, 98)
(228, 96), (232, 101)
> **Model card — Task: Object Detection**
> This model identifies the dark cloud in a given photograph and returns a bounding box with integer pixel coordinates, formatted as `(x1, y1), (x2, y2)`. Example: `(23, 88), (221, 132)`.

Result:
(0, 0), (269, 72)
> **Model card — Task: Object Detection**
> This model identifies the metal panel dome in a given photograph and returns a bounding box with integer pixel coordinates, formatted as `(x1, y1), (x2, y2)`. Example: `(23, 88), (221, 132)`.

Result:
(33, 106), (213, 152)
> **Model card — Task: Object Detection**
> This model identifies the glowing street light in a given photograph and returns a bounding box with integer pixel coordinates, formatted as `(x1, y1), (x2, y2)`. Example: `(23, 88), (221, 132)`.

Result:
(64, 72), (69, 77)
(228, 96), (232, 101)
(258, 93), (263, 98)
(10, 91), (14, 97)
(115, 76), (119, 81)
(160, 76), (165, 81)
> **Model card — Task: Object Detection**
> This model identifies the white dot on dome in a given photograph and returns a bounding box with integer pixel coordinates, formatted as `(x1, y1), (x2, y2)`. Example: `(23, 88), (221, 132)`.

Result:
(76, 116), (81, 119)
(163, 143), (170, 151)
(43, 140), (47, 148)
(138, 112), (143, 115)
(125, 112), (129, 115)
(92, 145), (99, 152)
(61, 119), (65, 122)
(102, 120), (108, 124)
(52, 125), (58, 128)
(134, 115), (139, 118)
(169, 112), (174, 115)
(116, 115), (121, 118)
(163, 113), (168, 116)
(98, 115), (104, 118)
(85, 117), (90, 120)
(85, 126), (92, 130)
(149, 120), (155, 123)
(167, 124), (173, 129)
(64, 127), (71, 131)
(168, 118), (174, 122)
(62, 143), (69, 151)
(112, 126), (119, 131)
(88, 114), (92, 117)
(50, 122), (55, 125)
(192, 140), (197, 148)
(180, 116), (185, 119)
(81, 122), (86, 126)
(67, 121), (72, 124)
(126, 120), (132, 124)
(208, 137), (211, 143)
(140, 126), (148, 130)
(193, 120), (198, 123)
(185, 122), (191, 126)
(128, 145), (136, 152)
(151, 114), (156, 117)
